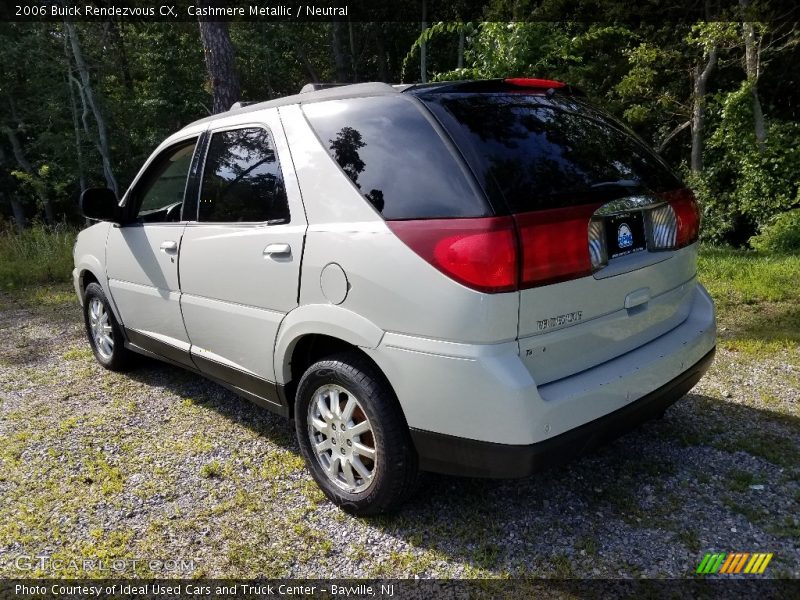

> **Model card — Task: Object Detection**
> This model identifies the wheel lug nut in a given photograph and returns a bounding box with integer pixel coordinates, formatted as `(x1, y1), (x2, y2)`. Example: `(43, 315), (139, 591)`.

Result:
(347, 439), (352, 446)
(331, 424), (336, 431)
(331, 438), (336, 444)
(340, 448), (346, 455)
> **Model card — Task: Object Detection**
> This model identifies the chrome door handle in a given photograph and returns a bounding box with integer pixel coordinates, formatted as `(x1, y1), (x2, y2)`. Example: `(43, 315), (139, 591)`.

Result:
(160, 240), (178, 253)
(263, 243), (291, 256)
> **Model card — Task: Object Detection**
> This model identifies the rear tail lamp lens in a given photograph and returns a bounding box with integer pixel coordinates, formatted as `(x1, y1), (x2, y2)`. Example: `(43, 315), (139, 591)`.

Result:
(649, 188), (700, 250)
(388, 189), (699, 294)
(387, 217), (518, 293)
(514, 205), (599, 288)
(669, 189), (701, 247)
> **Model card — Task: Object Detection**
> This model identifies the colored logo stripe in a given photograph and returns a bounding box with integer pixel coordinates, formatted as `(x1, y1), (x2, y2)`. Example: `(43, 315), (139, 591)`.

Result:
(697, 553), (773, 575)
(745, 553), (773, 574)
(697, 553), (725, 574)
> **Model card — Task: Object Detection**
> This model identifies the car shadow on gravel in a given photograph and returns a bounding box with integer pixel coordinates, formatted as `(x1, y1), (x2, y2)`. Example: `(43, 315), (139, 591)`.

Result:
(365, 392), (800, 575)
(123, 359), (300, 452)
(117, 358), (799, 576)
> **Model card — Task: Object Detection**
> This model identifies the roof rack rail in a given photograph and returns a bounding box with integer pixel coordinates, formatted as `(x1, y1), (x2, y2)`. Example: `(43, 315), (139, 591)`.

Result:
(300, 83), (349, 94)
(230, 100), (258, 111)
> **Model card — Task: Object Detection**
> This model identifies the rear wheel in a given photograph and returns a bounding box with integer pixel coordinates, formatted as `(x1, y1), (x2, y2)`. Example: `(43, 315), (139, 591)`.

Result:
(83, 282), (133, 371)
(295, 352), (418, 516)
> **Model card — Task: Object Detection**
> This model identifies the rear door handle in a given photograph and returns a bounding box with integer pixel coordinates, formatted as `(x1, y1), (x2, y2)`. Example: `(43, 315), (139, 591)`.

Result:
(263, 243), (291, 257)
(160, 240), (178, 253)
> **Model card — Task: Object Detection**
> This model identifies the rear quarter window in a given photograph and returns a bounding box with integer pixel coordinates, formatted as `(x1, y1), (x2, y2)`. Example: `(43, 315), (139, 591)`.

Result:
(302, 95), (489, 220)
(419, 93), (682, 213)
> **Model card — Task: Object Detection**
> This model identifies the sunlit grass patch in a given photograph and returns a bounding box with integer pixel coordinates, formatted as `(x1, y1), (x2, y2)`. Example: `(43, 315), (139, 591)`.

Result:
(0, 224), (77, 289)
(698, 247), (800, 361)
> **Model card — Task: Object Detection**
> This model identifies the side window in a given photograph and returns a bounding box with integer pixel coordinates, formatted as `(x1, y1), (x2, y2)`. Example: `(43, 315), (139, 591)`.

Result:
(302, 96), (489, 220)
(134, 138), (197, 222)
(199, 127), (290, 223)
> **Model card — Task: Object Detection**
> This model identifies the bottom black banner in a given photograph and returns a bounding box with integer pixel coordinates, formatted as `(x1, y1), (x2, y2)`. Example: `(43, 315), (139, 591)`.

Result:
(1, 579), (799, 600)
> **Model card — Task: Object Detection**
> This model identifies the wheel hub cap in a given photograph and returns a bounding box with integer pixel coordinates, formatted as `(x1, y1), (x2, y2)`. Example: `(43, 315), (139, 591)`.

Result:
(307, 384), (377, 493)
(88, 298), (114, 360)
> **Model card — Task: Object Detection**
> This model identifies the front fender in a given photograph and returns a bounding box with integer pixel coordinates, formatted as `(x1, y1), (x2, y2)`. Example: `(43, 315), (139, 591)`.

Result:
(273, 304), (384, 384)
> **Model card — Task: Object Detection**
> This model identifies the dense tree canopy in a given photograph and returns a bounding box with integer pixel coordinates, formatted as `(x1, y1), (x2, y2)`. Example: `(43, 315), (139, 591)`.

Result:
(1, 16), (798, 246)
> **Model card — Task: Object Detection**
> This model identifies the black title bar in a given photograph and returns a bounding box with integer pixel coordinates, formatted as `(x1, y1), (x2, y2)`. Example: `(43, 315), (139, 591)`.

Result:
(1, 0), (799, 23)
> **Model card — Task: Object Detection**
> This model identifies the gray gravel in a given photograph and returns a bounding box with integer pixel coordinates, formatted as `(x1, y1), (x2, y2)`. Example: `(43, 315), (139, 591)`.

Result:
(0, 286), (798, 579)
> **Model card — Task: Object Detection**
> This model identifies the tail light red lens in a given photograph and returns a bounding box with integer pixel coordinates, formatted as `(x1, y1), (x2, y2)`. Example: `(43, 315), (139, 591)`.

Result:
(387, 217), (518, 293)
(648, 188), (700, 250)
(664, 188), (701, 248)
(513, 205), (600, 288)
(388, 189), (698, 294)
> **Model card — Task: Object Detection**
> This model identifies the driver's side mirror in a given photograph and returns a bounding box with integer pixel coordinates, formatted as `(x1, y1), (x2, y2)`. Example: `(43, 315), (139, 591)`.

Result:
(80, 187), (121, 223)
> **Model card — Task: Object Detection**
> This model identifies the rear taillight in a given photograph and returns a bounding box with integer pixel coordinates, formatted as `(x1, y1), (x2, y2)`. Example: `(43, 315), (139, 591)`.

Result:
(648, 189), (700, 250)
(389, 189), (698, 294)
(387, 217), (518, 293)
(666, 188), (701, 248)
(514, 205), (599, 288)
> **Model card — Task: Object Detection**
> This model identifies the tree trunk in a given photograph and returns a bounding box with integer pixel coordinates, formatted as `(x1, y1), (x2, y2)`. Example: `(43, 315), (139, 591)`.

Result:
(197, 10), (241, 113)
(295, 43), (320, 84)
(691, 47), (717, 174)
(64, 21), (119, 196)
(457, 28), (465, 69)
(331, 21), (348, 82)
(0, 145), (27, 229)
(64, 38), (87, 195)
(6, 126), (55, 225)
(420, 0), (428, 83)
(373, 24), (388, 82)
(348, 20), (358, 83)
(8, 195), (27, 229)
(741, 0), (767, 148)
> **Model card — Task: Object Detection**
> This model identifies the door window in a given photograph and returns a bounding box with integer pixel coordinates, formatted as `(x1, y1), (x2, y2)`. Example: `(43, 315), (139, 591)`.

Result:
(132, 138), (198, 222)
(199, 127), (290, 223)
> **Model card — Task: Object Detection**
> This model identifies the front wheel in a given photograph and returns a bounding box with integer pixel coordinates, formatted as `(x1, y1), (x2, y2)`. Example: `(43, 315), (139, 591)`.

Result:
(294, 352), (418, 516)
(83, 282), (133, 371)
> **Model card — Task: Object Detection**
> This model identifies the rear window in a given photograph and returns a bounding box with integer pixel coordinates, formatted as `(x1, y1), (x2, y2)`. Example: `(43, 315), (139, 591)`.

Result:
(419, 93), (682, 213)
(302, 95), (489, 220)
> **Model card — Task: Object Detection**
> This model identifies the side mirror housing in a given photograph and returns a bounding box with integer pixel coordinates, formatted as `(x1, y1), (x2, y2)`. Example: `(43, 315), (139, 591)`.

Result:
(80, 187), (120, 222)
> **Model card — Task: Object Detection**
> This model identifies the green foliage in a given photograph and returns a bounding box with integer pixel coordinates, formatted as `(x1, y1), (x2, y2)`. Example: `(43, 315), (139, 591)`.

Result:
(1, 18), (798, 246)
(696, 82), (800, 242)
(0, 223), (77, 289)
(750, 210), (800, 253)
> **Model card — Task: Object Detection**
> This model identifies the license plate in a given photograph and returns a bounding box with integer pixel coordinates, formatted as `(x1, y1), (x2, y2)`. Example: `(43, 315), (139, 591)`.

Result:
(604, 211), (646, 259)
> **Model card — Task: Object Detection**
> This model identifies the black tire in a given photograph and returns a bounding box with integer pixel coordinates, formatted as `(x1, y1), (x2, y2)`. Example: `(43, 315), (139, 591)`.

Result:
(82, 282), (134, 371)
(294, 351), (418, 516)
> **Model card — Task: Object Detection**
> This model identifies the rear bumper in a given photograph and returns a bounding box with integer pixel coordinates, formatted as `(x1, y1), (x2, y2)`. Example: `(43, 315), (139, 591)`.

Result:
(410, 346), (715, 478)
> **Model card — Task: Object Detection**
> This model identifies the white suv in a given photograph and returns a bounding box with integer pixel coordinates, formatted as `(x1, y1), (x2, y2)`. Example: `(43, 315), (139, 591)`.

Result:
(73, 79), (716, 515)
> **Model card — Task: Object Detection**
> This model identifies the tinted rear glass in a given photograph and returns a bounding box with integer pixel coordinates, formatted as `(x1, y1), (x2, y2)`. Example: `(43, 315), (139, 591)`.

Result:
(419, 93), (682, 213)
(302, 95), (489, 220)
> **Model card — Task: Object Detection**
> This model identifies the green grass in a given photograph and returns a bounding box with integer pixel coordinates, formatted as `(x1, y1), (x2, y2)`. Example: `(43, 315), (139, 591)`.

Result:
(0, 224), (77, 289)
(725, 468), (760, 493)
(698, 247), (800, 358)
(698, 246), (800, 305)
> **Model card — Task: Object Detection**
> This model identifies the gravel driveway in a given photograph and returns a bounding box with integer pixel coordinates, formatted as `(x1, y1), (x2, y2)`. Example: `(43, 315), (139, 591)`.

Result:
(1, 286), (798, 579)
